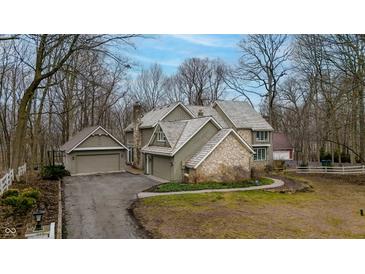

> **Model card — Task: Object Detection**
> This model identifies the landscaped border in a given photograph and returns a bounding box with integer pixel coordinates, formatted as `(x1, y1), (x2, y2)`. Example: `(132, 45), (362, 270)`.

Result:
(137, 177), (284, 198)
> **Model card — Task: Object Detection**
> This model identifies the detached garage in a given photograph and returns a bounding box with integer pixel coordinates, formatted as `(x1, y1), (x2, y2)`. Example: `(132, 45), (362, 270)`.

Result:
(60, 126), (127, 175)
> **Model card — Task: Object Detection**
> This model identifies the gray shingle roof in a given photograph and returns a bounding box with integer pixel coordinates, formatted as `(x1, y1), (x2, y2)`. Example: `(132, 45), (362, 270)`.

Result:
(215, 101), (273, 131)
(125, 102), (189, 131)
(185, 129), (232, 168)
(59, 126), (99, 153)
(142, 117), (217, 156)
(186, 105), (229, 128)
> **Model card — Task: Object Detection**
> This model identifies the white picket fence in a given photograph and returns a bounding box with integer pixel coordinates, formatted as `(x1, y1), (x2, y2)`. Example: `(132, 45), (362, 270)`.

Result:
(0, 163), (27, 195)
(295, 165), (365, 174)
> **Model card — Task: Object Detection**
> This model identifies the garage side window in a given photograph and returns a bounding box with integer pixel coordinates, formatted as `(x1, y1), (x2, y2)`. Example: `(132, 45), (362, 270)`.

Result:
(253, 147), (267, 161)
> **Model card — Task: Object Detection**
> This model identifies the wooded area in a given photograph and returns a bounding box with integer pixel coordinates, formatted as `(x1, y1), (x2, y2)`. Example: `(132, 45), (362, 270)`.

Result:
(1, 34), (365, 171)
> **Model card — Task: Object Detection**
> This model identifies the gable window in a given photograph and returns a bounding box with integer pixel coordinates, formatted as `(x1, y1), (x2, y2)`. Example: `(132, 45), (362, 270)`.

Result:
(253, 147), (267, 161)
(156, 129), (166, 142)
(256, 131), (268, 141)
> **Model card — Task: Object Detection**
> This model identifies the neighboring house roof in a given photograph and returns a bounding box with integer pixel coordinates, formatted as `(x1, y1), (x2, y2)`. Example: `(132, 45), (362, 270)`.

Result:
(125, 102), (194, 132)
(185, 129), (254, 169)
(214, 100), (273, 131)
(142, 117), (221, 156)
(186, 105), (229, 128)
(60, 125), (127, 154)
(273, 132), (293, 150)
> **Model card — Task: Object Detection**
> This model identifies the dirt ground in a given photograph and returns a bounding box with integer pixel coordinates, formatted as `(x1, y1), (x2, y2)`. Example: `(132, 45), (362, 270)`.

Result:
(0, 173), (59, 239)
(132, 173), (365, 238)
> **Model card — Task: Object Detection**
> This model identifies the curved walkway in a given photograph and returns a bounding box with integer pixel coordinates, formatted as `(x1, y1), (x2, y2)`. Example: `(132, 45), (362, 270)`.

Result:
(137, 177), (284, 199)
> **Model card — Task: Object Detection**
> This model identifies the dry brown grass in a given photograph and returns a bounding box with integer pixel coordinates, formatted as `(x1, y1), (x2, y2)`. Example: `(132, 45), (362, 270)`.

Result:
(132, 173), (365, 238)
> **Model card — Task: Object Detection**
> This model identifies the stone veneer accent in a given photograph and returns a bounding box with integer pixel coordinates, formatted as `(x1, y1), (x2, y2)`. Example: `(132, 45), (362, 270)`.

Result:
(237, 129), (252, 145)
(188, 134), (252, 183)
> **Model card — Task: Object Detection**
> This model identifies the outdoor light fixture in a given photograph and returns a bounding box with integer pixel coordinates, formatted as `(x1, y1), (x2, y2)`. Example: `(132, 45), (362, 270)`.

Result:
(33, 209), (45, 231)
(361, 209), (364, 216)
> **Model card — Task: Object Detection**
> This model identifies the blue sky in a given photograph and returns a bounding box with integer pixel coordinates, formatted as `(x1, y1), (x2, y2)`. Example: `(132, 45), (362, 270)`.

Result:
(120, 34), (264, 106)
(123, 34), (242, 75)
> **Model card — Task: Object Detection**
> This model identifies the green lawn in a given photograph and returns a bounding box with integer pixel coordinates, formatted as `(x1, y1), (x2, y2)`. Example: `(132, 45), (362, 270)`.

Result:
(133, 173), (365, 238)
(145, 178), (273, 192)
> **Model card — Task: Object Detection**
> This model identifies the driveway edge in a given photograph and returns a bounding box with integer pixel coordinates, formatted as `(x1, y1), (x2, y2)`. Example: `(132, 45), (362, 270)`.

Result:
(137, 177), (284, 198)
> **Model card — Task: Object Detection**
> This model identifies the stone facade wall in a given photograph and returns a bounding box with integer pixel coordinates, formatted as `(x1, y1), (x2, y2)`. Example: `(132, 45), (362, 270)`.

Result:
(237, 129), (252, 145)
(188, 134), (252, 183)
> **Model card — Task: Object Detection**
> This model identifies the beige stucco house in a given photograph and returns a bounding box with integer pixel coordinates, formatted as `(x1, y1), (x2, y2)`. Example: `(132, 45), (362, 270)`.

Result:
(125, 100), (273, 182)
(60, 126), (127, 175)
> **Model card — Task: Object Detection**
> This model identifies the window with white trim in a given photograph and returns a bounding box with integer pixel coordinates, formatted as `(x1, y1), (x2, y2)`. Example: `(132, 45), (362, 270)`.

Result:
(156, 129), (166, 142)
(253, 147), (267, 161)
(256, 131), (268, 141)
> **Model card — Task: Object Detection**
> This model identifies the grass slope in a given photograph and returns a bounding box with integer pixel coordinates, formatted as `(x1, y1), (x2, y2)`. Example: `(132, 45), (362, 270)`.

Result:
(133, 173), (365, 238)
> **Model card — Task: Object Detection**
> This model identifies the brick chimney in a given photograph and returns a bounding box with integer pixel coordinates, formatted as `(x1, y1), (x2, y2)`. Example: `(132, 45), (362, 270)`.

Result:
(133, 101), (142, 169)
(198, 109), (204, 117)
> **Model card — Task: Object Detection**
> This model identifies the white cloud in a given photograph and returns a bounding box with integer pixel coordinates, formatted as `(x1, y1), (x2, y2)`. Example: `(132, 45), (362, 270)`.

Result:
(170, 34), (236, 48)
(125, 51), (181, 68)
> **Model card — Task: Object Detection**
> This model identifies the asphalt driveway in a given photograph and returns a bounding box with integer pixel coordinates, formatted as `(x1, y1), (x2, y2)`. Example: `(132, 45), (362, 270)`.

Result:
(63, 172), (160, 239)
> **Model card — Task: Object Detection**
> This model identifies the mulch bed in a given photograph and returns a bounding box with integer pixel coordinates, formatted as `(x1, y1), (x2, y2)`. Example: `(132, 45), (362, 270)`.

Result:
(0, 172), (59, 239)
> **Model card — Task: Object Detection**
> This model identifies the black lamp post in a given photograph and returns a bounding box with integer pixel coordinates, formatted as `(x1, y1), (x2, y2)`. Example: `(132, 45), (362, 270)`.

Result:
(33, 209), (45, 231)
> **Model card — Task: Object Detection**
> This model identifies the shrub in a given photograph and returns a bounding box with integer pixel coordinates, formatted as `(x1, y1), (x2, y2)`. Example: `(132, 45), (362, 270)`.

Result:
(2, 189), (19, 199)
(16, 196), (37, 212)
(41, 165), (70, 180)
(264, 164), (273, 173)
(273, 160), (285, 169)
(22, 188), (41, 200)
(2, 196), (19, 207)
(1, 187), (40, 214)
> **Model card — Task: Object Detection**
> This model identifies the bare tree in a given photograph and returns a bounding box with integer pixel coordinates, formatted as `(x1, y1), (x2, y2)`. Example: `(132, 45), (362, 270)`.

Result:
(175, 58), (226, 105)
(133, 63), (166, 111)
(5, 34), (138, 169)
(231, 35), (292, 128)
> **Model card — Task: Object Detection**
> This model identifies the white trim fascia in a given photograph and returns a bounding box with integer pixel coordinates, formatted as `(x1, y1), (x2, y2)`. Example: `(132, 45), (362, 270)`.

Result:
(101, 127), (128, 150)
(68, 126), (102, 153)
(73, 146), (126, 151)
(141, 148), (172, 157)
(252, 144), (271, 147)
(145, 124), (160, 148)
(253, 128), (274, 132)
(68, 126), (127, 153)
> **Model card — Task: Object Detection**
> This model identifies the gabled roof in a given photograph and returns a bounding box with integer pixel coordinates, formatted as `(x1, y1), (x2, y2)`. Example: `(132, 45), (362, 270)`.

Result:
(141, 117), (221, 156)
(186, 105), (229, 128)
(214, 100), (273, 131)
(125, 102), (194, 132)
(60, 125), (127, 154)
(273, 132), (293, 150)
(185, 129), (254, 169)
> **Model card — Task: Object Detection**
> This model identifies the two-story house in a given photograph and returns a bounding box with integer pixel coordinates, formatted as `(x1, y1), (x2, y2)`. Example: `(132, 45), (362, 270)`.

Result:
(124, 100), (273, 182)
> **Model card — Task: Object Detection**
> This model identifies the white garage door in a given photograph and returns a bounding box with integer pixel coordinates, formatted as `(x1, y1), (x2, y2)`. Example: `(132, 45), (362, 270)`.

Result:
(273, 151), (291, 160)
(76, 154), (120, 174)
